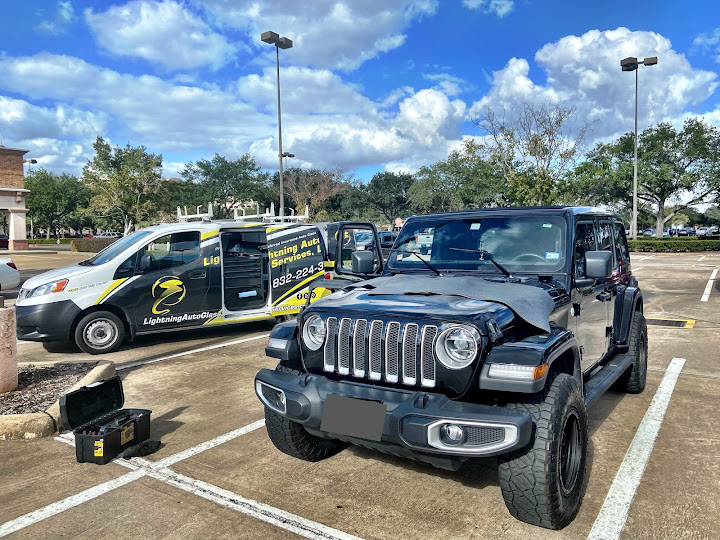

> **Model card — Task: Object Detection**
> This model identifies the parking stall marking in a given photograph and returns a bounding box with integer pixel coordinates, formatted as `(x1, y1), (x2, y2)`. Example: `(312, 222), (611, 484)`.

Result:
(116, 333), (270, 371)
(700, 268), (718, 302)
(639, 255), (655, 261)
(587, 357), (686, 540)
(698, 256), (705, 262)
(1, 419), (265, 537)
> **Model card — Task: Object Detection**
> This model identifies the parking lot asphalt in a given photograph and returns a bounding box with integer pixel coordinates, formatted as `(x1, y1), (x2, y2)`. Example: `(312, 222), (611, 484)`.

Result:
(1, 251), (719, 539)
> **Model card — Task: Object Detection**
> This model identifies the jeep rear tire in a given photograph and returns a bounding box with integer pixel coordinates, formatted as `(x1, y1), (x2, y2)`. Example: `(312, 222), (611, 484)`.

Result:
(264, 408), (346, 462)
(498, 374), (588, 530)
(74, 311), (125, 355)
(613, 312), (647, 393)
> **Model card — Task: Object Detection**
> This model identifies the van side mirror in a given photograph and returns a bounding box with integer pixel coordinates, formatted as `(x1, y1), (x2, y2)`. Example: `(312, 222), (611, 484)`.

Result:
(584, 251), (613, 279)
(138, 254), (156, 272)
(352, 251), (375, 274)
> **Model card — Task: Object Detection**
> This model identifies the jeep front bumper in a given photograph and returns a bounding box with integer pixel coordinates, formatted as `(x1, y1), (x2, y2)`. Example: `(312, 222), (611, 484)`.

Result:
(255, 369), (533, 463)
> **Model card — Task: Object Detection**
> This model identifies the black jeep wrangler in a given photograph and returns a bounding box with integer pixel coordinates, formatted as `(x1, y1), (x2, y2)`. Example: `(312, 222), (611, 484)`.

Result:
(254, 207), (646, 530)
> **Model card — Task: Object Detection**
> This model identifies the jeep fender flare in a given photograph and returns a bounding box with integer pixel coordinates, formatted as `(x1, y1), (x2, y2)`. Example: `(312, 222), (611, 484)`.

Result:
(479, 330), (581, 393)
(612, 286), (643, 348)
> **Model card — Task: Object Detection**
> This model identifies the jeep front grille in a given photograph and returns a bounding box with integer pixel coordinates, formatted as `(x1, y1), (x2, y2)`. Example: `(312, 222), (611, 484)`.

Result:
(323, 317), (438, 388)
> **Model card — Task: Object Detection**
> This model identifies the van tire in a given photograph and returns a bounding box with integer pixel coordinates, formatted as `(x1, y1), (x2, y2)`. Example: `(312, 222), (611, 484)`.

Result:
(74, 311), (125, 354)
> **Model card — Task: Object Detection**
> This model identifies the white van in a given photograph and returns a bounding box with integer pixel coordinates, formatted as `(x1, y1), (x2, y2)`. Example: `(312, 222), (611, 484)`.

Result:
(15, 220), (381, 354)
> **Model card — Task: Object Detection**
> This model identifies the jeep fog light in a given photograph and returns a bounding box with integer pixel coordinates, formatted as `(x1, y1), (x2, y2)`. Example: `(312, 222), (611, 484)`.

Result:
(302, 315), (326, 350)
(488, 363), (548, 380)
(442, 424), (465, 444)
(436, 326), (479, 369)
(256, 381), (287, 414)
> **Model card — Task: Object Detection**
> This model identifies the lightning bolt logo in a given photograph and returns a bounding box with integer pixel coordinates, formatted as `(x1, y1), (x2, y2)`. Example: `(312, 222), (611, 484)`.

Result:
(151, 276), (186, 315)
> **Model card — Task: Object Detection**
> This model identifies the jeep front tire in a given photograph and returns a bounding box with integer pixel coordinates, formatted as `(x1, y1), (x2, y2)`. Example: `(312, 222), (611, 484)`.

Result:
(498, 374), (588, 530)
(264, 408), (346, 462)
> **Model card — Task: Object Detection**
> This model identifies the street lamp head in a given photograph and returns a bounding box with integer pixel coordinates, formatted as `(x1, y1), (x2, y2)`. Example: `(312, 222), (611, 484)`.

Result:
(23, 159), (37, 164)
(281, 152), (295, 158)
(261, 31), (280, 45)
(277, 37), (293, 50)
(643, 56), (658, 66)
(621, 57), (639, 71)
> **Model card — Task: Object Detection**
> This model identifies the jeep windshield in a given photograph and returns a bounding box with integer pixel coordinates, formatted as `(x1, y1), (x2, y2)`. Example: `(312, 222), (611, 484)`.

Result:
(385, 215), (568, 274)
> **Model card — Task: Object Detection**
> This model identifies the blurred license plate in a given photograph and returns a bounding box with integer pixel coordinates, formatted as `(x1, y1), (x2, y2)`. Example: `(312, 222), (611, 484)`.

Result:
(320, 395), (386, 442)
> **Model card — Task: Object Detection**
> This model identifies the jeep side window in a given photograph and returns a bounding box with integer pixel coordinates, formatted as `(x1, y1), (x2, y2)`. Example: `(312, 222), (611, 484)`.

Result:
(574, 222), (596, 279)
(598, 221), (617, 270)
(140, 231), (200, 271)
(612, 222), (630, 266)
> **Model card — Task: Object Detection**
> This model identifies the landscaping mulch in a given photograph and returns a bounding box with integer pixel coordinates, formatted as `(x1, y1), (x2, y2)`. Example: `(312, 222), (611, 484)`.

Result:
(0, 363), (94, 415)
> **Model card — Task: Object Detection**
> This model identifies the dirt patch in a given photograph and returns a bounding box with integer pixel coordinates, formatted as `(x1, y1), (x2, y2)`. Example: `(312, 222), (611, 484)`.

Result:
(0, 363), (94, 415)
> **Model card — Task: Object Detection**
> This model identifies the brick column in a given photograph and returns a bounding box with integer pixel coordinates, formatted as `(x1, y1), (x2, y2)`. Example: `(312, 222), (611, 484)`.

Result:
(0, 307), (18, 393)
(8, 207), (29, 250)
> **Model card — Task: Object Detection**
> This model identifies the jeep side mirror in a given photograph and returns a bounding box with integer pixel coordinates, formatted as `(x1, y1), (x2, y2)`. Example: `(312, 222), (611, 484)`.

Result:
(352, 251), (374, 274)
(584, 251), (613, 279)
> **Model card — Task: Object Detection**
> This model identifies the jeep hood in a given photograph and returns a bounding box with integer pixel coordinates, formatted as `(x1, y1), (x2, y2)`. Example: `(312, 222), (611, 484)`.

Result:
(323, 274), (557, 333)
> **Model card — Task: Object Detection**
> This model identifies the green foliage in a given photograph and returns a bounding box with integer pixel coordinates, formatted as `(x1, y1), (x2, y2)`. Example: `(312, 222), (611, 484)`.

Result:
(569, 118), (720, 237)
(25, 169), (91, 238)
(29, 238), (72, 244)
(182, 154), (270, 219)
(628, 238), (720, 252)
(282, 167), (352, 218)
(83, 137), (163, 234)
(365, 171), (415, 225)
(70, 238), (119, 253)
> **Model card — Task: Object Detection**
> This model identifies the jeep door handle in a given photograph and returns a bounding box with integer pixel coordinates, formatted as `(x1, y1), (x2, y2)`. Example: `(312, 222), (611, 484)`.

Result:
(596, 291), (612, 302)
(189, 270), (206, 279)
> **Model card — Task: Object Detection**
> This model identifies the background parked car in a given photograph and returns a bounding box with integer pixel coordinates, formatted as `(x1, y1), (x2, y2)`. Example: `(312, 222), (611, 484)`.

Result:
(685, 227), (696, 236)
(377, 231), (398, 248)
(0, 233), (8, 249)
(642, 228), (655, 236)
(96, 231), (123, 238)
(696, 227), (708, 236)
(0, 257), (20, 292)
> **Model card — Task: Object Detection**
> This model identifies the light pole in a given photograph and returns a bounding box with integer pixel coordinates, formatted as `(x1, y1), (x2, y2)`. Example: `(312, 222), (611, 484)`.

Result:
(261, 31), (293, 220)
(281, 151), (294, 171)
(23, 158), (37, 173)
(621, 56), (657, 240)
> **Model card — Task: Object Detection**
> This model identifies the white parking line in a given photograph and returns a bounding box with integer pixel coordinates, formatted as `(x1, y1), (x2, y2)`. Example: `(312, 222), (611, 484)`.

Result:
(116, 334), (270, 371)
(698, 256), (705, 262)
(700, 268), (717, 302)
(0, 419), (264, 537)
(632, 267), (643, 272)
(587, 357), (685, 540)
(639, 255), (655, 261)
(147, 468), (364, 540)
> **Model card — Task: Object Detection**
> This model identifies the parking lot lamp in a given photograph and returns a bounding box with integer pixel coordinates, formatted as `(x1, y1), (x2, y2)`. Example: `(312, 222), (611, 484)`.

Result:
(261, 31), (293, 221)
(621, 56), (658, 240)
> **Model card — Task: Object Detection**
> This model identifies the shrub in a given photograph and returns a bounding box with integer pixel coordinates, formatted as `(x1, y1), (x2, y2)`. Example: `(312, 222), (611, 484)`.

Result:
(70, 238), (118, 253)
(28, 238), (72, 245)
(628, 239), (720, 252)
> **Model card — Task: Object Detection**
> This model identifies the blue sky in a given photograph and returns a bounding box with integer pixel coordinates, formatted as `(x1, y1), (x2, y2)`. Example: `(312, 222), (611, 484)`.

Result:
(1, 0), (720, 182)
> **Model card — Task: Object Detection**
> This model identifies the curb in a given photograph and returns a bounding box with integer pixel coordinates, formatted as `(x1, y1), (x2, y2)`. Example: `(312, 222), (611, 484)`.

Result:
(0, 360), (116, 440)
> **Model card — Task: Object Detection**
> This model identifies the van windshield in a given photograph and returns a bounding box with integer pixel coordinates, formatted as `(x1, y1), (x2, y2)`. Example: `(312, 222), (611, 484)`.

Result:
(82, 230), (154, 266)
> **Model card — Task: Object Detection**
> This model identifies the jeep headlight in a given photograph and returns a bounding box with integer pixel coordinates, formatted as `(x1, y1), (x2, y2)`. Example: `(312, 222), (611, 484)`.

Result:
(436, 326), (479, 369)
(302, 315), (326, 350)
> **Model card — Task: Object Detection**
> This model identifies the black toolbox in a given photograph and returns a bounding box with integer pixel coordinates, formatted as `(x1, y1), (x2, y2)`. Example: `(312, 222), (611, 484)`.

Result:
(59, 376), (151, 465)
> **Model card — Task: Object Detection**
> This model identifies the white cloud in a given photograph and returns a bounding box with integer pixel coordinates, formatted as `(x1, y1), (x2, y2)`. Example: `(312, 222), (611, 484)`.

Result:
(693, 28), (720, 62)
(471, 28), (719, 142)
(0, 52), (467, 175)
(35, 1), (76, 35)
(85, 0), (237, 71)
(422, 73), (468, 96)
(462, 0), (514, 18)
(191, 0), (438, 71)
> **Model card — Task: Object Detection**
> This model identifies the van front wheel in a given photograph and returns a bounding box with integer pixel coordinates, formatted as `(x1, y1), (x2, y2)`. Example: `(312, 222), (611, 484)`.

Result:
(74, 311), (125, 354)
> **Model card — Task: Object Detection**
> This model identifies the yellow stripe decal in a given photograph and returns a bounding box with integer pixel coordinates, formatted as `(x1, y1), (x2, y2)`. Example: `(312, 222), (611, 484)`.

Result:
(203, 314), (275, 326)
(95, 278), (128, 305)
(272, 271), (326, 306)
(201, 230), (219, 241)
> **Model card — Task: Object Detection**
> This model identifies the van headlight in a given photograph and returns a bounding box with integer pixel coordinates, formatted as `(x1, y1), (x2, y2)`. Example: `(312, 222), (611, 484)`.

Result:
(436, 326), (480, 369)
(28, 279), (69, 298)
(302, 315), (326, 350)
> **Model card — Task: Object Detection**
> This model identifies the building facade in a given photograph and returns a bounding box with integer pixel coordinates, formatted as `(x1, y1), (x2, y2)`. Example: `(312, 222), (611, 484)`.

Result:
(0, 144), (30, 250)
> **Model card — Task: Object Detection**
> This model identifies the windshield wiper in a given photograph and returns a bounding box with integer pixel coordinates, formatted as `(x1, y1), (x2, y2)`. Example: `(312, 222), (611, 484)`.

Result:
(387, 248), (441, 276)
(448, 247), (512, 278)
(78, 259), (94, 266)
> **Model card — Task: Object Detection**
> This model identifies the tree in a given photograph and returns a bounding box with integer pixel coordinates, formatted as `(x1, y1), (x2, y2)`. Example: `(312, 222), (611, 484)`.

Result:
(182, 154), (269, 220)
(365, 171), (415, 226)
(83, 137), (163, 234)
(569, 119), (720, 237)
(472, 102), (591, 205)
(410, 139), (503, 213)
(282, 167), (352, 218)
(25, 169), (91, 238)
